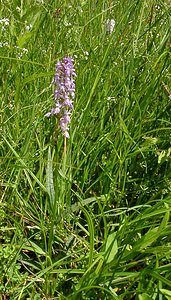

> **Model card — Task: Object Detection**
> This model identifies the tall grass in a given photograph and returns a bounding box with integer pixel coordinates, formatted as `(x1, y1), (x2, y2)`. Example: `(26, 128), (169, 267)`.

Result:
(0, 0), (171, 299)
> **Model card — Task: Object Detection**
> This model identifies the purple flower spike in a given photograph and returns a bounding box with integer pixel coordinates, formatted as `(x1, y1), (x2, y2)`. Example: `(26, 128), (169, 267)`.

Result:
(45, 56), (76, 138)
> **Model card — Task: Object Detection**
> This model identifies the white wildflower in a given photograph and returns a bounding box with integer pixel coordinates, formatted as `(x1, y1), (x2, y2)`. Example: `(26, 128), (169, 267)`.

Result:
(25, 24), (32, 31)
(0, 18), (9, 26)
(106, 19), (115, 34)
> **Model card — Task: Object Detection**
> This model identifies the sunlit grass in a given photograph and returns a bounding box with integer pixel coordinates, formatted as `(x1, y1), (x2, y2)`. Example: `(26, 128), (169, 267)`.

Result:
(0, 0), (171, 299)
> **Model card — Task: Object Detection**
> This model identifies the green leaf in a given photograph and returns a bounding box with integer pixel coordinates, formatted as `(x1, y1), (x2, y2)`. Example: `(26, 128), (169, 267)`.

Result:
(132, 208), (169, 251)
(23, 241), (46, 256)
(17, 31), (34, 48)
(139, 293), (152, 300)
(158, 203), (170, 232)
(160, 289), (171, 300)
(105, 231), (118, 264)
(22, 72), (54, 86)
(133, 227), (159, 250)
(119, 114), (130, 143)
(157, 148), (171, 164)
(151, 271), (171, 287)
(2, 135), (47, 192)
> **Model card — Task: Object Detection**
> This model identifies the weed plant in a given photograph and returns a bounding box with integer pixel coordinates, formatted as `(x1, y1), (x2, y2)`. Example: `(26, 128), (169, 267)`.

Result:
(0, 0), (171, 299)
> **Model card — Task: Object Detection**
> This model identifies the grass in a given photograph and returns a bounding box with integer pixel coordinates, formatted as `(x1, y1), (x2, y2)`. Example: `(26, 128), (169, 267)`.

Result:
(0, 0), (171, 299)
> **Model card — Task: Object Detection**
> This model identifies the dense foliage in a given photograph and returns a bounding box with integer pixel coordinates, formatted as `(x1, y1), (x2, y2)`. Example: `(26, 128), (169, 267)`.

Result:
(0, 0), (171, 299)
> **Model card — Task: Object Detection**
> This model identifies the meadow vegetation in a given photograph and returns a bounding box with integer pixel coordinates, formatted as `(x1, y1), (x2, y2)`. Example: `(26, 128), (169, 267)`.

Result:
(0, 0), (171, 299)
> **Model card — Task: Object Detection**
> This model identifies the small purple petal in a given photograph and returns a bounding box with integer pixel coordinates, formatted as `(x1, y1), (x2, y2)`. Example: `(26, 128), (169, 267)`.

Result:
(52, 107), (60, 115)
(63, 113), (71, 124)
(45, 112), (52, 117)
(63, 97), (73, 109)
(64, 131), (70, 138)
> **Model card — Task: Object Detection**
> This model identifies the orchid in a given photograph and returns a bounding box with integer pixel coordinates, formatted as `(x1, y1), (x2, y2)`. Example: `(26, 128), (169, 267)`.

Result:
(46, 56), (76, 138)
